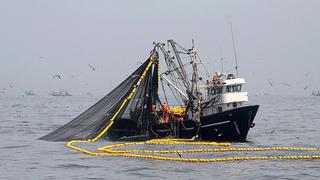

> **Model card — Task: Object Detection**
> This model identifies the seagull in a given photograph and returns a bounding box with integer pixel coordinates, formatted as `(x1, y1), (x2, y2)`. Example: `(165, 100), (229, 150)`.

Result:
(270, 129), (276, 134)
(137, 61), (143, 65)
(268, 81), (273, 86)
(53, 74), (62, 79)
(40, 103), (48, 108)
(88, 64), (96, 71)
(304, 85), (308, 90)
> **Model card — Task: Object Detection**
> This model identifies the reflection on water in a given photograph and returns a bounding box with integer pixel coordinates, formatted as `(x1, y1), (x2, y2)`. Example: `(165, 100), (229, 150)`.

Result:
(0, 95), (319, 179)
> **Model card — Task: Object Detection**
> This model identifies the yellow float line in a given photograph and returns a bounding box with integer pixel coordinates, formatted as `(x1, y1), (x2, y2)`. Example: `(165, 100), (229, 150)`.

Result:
(67, 138), (320, 163)
(99, 154), (320, 163)
(99, 146), (319, 155)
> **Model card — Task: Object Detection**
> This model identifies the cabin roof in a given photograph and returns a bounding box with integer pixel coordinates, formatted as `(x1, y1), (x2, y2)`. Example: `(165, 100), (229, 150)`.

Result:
(223, 78), (246, 85)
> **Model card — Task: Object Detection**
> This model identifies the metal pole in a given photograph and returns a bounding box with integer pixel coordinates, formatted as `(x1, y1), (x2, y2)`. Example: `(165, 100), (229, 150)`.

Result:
(229, 22), (239, 77)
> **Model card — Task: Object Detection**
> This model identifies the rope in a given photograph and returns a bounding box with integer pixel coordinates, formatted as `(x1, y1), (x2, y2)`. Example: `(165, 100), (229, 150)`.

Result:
(67, 138), (320, 163)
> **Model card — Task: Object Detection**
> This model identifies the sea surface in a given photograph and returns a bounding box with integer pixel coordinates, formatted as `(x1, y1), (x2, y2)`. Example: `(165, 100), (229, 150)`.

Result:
(0, 95), (319, 180)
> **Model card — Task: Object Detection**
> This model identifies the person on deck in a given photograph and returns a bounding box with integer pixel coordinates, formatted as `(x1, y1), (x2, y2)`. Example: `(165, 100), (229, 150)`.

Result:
(162, 102), (169, 123)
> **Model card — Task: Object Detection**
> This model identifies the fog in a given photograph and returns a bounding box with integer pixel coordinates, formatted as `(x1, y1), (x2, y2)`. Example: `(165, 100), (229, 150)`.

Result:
(1, 0), (319, 96)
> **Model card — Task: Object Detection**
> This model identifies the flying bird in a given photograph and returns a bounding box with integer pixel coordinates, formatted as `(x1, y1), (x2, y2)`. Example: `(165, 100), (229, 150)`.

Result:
(53, 74), (62, 79)
(304, 85), (308, 90)
(268, 81), (273, 86)
(88, 64), (96, 71)
(9, 85), (14, 88)
(270, 129), (276, 134)
(137, 61), (143, 65)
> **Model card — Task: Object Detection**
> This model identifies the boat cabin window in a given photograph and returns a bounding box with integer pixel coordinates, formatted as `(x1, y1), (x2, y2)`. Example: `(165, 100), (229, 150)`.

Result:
(238, 85), (242, 91)
(233, 102), (237, 108)
(210, 89), (216, 95)
(226, 86), (231, 92)
(216, 88), (223, 94)
(226, 85), (242, 92)
(210, 87), (223, 95)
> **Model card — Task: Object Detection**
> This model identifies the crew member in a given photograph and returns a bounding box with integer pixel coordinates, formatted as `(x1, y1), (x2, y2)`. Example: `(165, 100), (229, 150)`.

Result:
(162, 102), (169, 123)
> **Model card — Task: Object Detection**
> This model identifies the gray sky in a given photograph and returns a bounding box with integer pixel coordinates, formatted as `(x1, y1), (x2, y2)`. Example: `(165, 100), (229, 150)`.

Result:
(0, 0), (319, 96)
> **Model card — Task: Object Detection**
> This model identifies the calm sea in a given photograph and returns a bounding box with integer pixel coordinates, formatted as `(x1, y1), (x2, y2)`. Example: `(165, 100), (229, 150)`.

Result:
(0, 95), (319, 180)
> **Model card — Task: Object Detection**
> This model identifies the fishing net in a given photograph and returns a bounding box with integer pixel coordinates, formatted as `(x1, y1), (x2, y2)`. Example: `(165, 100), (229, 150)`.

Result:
(40, 58), (160, 141)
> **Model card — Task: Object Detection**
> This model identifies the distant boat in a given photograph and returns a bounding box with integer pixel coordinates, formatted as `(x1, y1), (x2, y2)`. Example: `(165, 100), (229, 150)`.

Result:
(50, 89), (72, 96)
(312, 90), (320, 96)
(85, 92), (93, 96)
(25, 90), (36, 96)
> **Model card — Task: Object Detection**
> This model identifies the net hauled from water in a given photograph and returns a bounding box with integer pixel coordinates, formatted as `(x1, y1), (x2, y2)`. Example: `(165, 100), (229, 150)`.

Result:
(39, 58), (157, 141)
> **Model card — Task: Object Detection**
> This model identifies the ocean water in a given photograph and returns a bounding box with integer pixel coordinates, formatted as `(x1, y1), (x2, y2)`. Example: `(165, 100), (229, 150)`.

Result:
(0, 95), (319, 180)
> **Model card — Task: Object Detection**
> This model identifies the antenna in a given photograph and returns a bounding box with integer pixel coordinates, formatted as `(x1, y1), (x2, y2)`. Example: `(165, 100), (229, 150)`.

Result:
(229, 21), (239, 76)
(219, 48), (224, 73)
(192, 39), (195, 49)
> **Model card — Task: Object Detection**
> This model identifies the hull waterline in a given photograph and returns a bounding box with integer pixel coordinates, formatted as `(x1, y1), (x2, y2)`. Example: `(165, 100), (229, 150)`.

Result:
(108, 105), (259, 141)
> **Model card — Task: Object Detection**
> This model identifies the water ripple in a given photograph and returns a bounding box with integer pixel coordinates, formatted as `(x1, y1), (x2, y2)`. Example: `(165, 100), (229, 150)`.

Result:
(1, 95), (320, 179)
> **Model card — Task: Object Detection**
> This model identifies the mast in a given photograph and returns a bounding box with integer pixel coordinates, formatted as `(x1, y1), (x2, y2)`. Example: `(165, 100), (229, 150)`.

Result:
(157, 43), (188, 89)
(155, 41), (192, 103)
(167, 40), (191, 91)
(229, 22), (239, 77)
(189, 43), (202, 137)
(219, 48), (224, 73)
(155, 40), (202, 137)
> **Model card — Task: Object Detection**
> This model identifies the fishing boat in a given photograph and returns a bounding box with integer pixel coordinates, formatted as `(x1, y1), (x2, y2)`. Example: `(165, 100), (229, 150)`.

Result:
(25, 90), (36, 96)
(40, 40), (259, 142)
(50, 89), (72, 96)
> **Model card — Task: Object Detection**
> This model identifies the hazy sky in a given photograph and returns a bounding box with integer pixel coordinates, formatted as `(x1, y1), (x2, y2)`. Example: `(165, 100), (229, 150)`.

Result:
(0, 0), (319, 96)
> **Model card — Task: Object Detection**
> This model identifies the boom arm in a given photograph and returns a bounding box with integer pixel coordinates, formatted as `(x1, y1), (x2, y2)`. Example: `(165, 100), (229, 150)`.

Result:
(160, 74), (189, 101)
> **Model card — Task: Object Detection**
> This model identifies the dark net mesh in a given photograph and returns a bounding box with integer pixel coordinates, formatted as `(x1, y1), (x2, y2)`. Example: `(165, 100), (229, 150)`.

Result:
(39, 59), (152, 141)
(106, 58), (162, 139)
